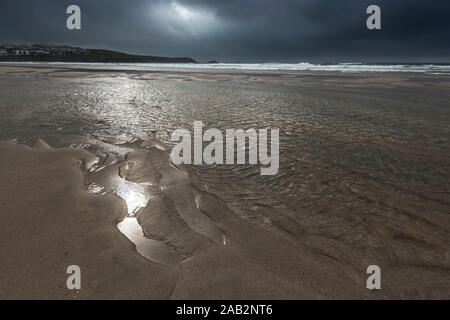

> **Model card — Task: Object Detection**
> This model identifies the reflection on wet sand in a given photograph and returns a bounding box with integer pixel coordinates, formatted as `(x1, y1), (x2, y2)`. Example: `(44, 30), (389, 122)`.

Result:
(84, 136), (225, 265)
(118, 217), (184, 265)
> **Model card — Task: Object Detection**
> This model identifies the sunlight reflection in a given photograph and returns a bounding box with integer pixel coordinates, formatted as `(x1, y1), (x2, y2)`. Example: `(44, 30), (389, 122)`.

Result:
(116, 180), (151, 215)
(117, 217), (184, 265)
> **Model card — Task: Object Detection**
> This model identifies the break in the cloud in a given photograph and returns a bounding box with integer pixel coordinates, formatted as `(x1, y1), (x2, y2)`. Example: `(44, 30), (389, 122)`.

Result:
(0, 0), (449, 62)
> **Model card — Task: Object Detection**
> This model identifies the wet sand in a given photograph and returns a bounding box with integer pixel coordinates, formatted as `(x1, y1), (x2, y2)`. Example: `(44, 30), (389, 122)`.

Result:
(0, 140), (176, 299)
(0, 139), (371, 299)
(0, 64), (449, 299)
(2, 63), (450, 88)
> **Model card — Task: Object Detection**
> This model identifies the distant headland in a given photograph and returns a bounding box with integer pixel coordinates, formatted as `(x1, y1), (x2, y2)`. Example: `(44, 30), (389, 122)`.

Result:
(0, 44), (196, 63)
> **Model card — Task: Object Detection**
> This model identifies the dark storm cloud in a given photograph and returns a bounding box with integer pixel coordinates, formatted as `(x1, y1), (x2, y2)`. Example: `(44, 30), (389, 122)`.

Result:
(1, 0), (449, 62)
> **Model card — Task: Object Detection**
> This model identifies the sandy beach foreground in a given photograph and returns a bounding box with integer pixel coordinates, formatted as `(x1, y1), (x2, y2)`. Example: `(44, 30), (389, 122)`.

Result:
(0, 139), (366, 299)
(0, 64), (449, 299)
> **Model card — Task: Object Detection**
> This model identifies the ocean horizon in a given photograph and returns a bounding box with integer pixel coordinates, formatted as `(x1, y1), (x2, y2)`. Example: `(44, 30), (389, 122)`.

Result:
(3, 61), (450, 73)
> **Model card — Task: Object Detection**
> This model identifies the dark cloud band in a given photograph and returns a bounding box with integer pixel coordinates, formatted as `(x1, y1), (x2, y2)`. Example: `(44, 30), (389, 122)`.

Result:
(1, 0), (449, 62)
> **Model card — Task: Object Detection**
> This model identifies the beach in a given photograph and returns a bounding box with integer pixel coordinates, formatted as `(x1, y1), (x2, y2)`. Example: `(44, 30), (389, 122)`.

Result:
(0, 63), (449, 299)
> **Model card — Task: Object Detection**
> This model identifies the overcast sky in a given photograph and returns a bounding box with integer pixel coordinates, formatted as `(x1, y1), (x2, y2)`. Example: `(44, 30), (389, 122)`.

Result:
(1, 0), (449, 62)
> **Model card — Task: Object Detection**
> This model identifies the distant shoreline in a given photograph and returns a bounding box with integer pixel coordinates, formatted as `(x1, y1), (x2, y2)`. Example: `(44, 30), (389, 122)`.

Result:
(2, 60), (450, 73)
(0, 48), (196, 64)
